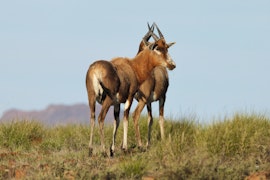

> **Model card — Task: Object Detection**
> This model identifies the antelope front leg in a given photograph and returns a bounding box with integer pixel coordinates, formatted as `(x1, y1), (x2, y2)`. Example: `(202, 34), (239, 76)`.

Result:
(159, 98), (166, 140)
(122, 98), (133, 151)
(146, 103), (153, 147)
(132, 100), (146, 148)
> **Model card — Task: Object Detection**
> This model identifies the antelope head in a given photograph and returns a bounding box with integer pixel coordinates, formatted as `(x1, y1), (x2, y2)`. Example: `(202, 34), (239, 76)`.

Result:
(139, 23), (176, 70)
(149, 23), (176, 70)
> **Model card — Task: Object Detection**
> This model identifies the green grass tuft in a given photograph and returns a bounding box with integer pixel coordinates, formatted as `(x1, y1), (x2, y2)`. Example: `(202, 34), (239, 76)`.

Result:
(205, 113), (270, 156)
(0, 120), (44, 150)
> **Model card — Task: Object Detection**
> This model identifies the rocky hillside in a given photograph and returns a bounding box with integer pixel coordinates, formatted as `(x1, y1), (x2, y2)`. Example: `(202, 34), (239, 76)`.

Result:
(0, 103), (119, 125)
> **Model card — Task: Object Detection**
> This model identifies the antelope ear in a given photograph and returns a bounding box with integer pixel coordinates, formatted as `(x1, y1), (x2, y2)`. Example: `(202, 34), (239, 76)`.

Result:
(167, 42), (176, 48)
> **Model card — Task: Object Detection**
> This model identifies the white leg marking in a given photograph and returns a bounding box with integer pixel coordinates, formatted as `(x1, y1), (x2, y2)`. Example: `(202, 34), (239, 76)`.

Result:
(123, 119), (128, 150)
(159, 116), (165, 140)
(153, 92), (157, 101)
(124, 100), (130, 111)
(111, 120), (117, 152)
(116, 93), (120, 102)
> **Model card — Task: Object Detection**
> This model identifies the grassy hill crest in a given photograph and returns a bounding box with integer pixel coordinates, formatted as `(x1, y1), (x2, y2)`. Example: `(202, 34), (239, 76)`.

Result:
(0, 112), (270, 179)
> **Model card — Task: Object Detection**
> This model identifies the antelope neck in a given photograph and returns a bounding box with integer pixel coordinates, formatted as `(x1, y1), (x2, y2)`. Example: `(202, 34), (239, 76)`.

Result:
(130, 49), (163, 85)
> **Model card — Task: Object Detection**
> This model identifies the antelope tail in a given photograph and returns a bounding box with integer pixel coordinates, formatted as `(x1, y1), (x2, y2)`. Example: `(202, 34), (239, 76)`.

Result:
(98, 80), (114, 101)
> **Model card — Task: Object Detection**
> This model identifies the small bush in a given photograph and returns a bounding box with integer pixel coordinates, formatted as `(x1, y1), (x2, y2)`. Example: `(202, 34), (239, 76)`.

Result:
(40, 124), (89, 151)
(0, 120), (44, 150)
(120, 156), (147, 179)
(204, 113), (270, 156)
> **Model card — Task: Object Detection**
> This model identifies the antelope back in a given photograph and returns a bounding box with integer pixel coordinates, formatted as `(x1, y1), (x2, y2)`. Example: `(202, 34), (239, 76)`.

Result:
(111, 57), (138, 103)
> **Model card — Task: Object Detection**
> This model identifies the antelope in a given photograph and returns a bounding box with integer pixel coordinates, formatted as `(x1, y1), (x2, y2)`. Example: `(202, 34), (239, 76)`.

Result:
(133, 23), (176, 149)
(85, 23), (175, 156)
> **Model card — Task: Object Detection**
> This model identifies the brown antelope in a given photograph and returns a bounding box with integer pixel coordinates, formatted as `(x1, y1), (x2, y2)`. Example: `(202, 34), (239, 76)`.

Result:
(133, 23), (176, 149)
(85, 23), (175, 156)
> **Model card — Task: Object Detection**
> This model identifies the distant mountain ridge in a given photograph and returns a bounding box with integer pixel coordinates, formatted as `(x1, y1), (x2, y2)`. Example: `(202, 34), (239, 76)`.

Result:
(0, 103), (118, 125)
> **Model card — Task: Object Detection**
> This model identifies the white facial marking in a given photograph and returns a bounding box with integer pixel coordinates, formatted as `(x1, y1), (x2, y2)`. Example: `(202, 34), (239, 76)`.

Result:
(154, 49), (162, 55)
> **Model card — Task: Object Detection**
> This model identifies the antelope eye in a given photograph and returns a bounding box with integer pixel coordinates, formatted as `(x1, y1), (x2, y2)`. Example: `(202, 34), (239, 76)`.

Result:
(155, 47), (161, 51)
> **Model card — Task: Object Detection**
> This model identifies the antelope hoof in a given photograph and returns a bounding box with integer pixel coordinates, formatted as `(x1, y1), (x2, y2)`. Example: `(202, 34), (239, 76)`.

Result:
(101, 151), (108, 158)
(122, 147), (128, 155)
(89, 148), (93, 157)
(110, 148), (114, 157)
(138, 146), (146, 152)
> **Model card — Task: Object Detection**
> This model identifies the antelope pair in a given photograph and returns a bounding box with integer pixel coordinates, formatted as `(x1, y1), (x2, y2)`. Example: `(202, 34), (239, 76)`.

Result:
(86, 23), (176, 156)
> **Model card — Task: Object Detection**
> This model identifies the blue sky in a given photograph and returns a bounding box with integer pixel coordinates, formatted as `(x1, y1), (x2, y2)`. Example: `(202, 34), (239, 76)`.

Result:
(1, 1), (270, 122)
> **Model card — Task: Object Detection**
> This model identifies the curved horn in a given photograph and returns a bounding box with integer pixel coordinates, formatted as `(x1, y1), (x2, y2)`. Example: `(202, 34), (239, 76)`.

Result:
(143, 23), (154, 43)
(147, 22), (151, 31)
(153, 22), (164, 38)
(147, 22), (159, 41)
(151, 31), (159, 41)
